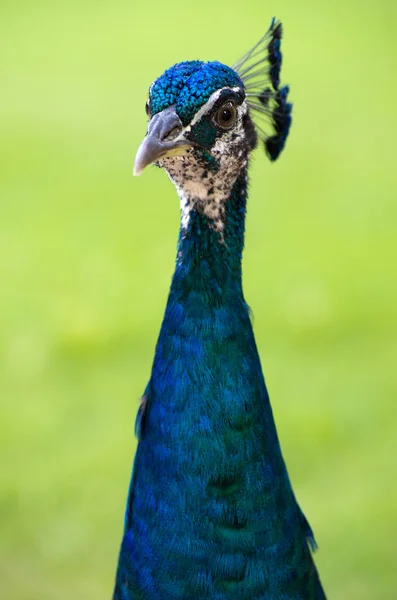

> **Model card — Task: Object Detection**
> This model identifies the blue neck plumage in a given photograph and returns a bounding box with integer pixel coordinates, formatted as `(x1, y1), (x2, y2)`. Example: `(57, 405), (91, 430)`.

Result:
(170, 170), (248, 305)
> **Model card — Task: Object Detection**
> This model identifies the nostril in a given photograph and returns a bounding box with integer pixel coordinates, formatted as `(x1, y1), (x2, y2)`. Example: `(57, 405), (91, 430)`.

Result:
(161, 124), (182, 142)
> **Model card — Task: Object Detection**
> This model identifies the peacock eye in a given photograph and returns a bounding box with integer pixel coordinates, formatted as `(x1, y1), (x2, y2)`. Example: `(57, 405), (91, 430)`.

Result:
(145, 100), (150, 117)
(214, 101), (237, 129)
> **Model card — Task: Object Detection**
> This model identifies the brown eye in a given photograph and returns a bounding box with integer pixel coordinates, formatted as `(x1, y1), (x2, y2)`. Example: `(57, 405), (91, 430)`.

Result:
(145, 100), (150, 117)
(215, 101), (237, 129)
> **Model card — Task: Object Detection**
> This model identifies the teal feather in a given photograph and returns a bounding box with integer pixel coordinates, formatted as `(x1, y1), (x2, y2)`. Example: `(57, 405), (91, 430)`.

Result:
(113, 18), (326, 600)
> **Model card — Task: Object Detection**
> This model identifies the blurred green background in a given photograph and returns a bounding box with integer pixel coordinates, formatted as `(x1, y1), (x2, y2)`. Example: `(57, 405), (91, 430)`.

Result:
(1, 0), (396, 598)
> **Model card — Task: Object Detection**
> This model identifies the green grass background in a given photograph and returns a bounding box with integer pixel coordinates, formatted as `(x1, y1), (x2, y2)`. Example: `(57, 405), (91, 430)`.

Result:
(1, 1), (396, 598)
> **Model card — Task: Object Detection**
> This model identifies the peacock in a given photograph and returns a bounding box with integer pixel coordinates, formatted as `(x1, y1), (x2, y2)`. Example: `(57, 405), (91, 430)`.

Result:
(113, 18), (326, 599)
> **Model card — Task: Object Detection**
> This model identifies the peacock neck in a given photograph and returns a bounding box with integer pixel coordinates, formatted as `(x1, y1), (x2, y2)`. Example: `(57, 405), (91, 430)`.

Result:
(170, 170), (248, 305)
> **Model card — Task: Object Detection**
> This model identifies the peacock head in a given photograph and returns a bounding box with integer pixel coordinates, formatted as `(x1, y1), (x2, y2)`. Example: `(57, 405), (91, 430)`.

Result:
(134, 19), (292, 210)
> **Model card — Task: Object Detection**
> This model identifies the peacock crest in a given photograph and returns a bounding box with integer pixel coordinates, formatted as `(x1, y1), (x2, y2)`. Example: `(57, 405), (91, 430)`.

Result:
(233, 18), (293, 161)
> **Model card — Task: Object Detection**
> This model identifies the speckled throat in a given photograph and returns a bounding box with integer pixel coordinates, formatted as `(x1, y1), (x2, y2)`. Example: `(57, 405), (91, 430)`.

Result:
(163, 165), (250, 306)
(161, 146), (249, 236)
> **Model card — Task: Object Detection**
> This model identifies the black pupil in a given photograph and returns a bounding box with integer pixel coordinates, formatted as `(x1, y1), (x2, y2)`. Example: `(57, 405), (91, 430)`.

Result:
(221, 108), (232, 123)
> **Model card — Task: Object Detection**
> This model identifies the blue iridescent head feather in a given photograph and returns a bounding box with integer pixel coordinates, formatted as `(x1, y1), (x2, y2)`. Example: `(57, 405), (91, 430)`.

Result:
(149, 61), (243, 126)
(146, 18), (292, 163)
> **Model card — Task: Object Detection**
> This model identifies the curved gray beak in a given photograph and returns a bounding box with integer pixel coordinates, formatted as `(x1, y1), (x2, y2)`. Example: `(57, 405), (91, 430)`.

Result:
(133, 105), (191, 176)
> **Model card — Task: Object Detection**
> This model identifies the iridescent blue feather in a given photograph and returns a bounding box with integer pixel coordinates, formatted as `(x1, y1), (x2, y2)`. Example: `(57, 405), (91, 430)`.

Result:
(113, 17), (325, 600)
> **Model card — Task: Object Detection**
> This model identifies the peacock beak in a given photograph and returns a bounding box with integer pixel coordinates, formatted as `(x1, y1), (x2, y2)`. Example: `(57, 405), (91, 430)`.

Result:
(133, 105), (192, 176)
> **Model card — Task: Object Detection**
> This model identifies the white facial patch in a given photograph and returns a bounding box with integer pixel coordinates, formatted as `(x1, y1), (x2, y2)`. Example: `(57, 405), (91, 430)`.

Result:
(159, 88), (250, 237)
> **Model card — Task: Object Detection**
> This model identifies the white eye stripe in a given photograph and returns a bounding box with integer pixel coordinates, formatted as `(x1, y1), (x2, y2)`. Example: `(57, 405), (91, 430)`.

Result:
(187, 86), (244, 129)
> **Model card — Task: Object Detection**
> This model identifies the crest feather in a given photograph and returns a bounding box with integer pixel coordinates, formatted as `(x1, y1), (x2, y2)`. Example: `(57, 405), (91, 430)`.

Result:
(233, 18), (292, 161)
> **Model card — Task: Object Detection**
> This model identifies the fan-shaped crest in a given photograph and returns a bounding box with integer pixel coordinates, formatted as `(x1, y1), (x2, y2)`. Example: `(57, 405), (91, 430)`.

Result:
(234, 18), (292, 161)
